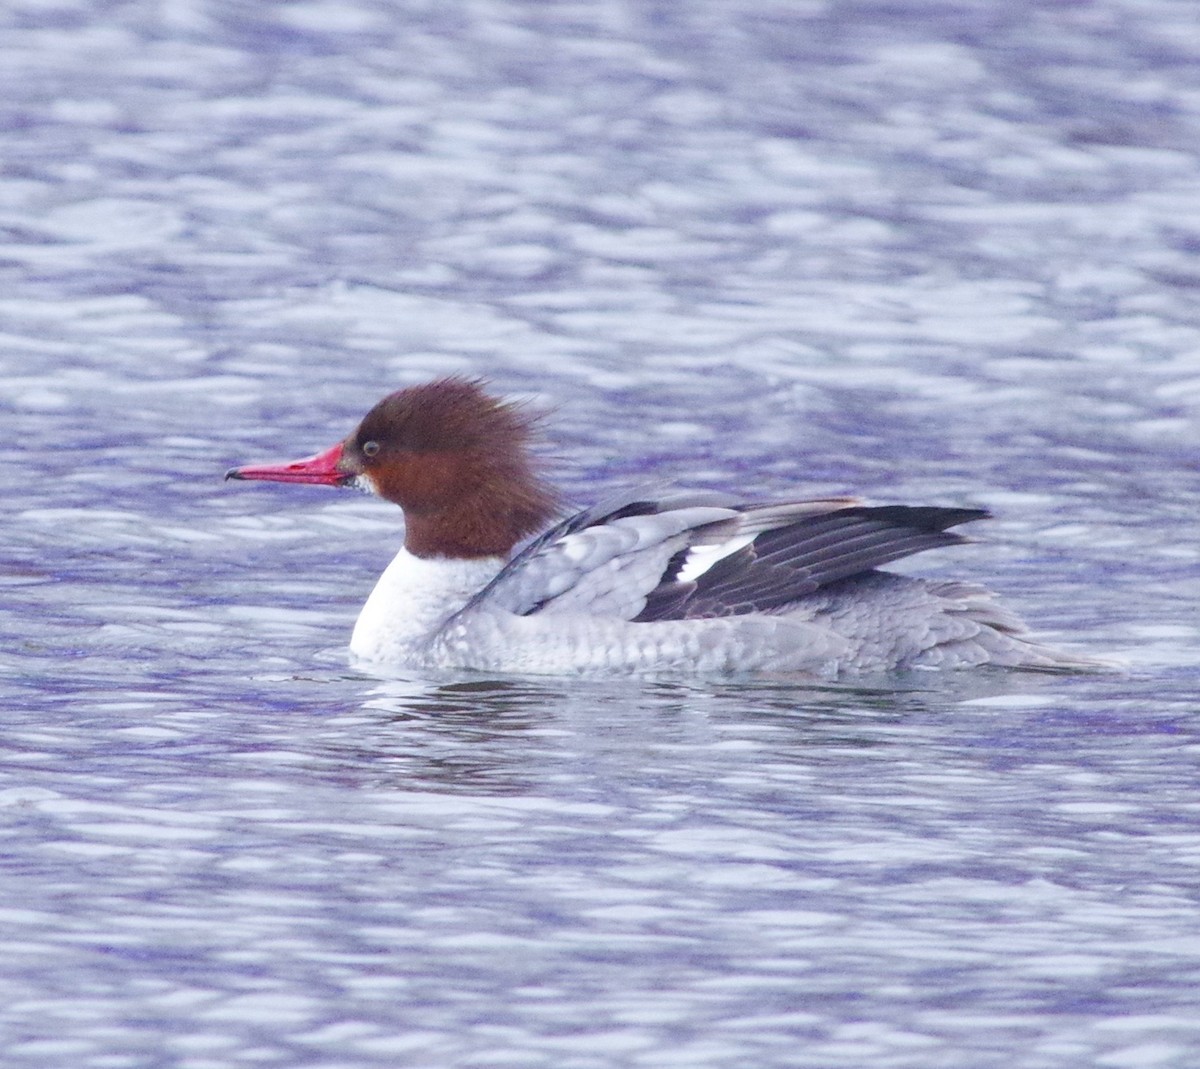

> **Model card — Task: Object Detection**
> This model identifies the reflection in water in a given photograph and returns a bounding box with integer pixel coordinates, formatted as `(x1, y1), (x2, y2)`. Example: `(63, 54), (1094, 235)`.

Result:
(300, 674), (564, 793)
(289, 666), (1096, 796)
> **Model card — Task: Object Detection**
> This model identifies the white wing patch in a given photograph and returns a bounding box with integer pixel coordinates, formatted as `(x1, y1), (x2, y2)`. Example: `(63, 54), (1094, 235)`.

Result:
(674, 533), (756, 583)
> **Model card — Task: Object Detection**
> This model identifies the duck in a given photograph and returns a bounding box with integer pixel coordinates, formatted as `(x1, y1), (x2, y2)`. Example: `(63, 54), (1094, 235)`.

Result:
(226, 376), (1099, 675)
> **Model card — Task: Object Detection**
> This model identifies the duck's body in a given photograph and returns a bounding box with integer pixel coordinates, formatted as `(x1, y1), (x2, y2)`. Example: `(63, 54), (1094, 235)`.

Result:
(227, 378), (1098, 676)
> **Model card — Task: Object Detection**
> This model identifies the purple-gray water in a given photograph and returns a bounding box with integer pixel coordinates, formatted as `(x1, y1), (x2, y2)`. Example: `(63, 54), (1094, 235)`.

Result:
(2, 1), (1198, 1066)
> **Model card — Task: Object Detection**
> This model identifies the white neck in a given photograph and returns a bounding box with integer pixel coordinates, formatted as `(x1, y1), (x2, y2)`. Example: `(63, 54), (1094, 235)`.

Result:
(349, 548), (504, 664)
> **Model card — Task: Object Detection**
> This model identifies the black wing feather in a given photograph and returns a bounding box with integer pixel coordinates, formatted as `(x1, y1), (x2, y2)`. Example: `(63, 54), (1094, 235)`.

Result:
(634, 504), (987, 622)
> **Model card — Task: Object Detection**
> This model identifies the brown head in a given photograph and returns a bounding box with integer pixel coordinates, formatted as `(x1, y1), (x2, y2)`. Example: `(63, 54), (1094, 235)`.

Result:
(227, 377), (560, 559)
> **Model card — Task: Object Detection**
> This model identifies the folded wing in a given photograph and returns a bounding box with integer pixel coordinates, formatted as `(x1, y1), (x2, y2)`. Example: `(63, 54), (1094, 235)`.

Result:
(461, 487), (988, 623)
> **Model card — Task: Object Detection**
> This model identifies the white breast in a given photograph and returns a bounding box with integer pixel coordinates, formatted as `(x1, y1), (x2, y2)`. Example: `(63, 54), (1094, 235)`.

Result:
(349, 549), (503, 664)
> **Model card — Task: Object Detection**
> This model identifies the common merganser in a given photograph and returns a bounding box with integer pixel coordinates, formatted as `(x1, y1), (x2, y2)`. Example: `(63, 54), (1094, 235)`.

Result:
(226, 377), (1098, 675)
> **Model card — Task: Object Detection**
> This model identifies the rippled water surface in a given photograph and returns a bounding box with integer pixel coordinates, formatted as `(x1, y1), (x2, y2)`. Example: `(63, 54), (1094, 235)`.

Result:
(3, 1), (1199, 1066)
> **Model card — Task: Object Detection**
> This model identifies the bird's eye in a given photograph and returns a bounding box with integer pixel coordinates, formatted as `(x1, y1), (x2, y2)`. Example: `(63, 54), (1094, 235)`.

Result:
(362, 440), (381, 458)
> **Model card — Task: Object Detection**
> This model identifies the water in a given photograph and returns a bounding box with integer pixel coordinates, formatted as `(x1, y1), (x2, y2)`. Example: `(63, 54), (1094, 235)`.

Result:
(2, 0), (1199, 1065)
